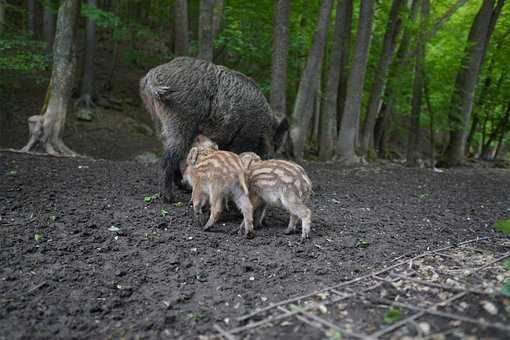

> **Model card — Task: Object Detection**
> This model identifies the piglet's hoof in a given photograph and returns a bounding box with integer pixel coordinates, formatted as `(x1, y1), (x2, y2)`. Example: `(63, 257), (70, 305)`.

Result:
(161, 192), (175, 203)
(245, 230), (255, 239)
(284, 228), (294, 235)
(194, 213), (207, 228)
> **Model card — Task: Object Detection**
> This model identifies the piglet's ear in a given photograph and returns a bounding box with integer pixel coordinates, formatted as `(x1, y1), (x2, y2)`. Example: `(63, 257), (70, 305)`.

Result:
(187, 147), (199, 165)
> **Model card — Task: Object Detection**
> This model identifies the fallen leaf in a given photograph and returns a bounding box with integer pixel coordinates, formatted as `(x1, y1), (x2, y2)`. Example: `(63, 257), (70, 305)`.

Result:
(482, 301), (498, 315)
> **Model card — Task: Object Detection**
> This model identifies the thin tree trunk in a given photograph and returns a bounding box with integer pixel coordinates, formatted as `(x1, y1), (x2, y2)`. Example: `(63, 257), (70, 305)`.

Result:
(360, 0), (404, 159)
(289, 0), (334, 160)
(443, 0), (504, 166)
(174, 0), (189, 56)
(407, 0), (429, 166)
(336, 0), (353, 135)
(169, 2), (175, 54)
(311, 71), (322, 145)
(27, 0), (36, 36)
(270, 0), (291, 118)
(481, 105), (510, 159)
(212, 0), (225, 39)
(43, 2), (56, 51)
(21, 0), (80, 156)
(78, 0), (97, 107)
(335, 0), (375, 164)
(495, 103), (510, 159)
(379, 0), (420, 157)
(428, 0), (469, 37)
(0, 0), (6, 36)
(198, 0), (214, 61)
(319, 0), (350, 161)
(424, 74), (435, 168)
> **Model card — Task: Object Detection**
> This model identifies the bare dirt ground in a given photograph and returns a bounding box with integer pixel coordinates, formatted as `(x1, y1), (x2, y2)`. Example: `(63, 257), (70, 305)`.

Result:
(1, 151), (509, 339)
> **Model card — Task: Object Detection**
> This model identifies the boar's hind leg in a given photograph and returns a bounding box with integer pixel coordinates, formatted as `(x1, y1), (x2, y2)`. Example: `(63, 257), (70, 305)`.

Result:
(160, 124), (198, 201)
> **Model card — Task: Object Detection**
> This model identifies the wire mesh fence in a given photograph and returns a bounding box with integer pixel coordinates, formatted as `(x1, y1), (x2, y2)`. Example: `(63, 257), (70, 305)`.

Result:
(207, 236), (510, 339)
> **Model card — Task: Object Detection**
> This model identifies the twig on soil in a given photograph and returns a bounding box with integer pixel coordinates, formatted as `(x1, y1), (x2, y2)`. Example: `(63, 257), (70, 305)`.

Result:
(28, 281), (47, 293)
(213, 324), (237, 340)
(237, 236), (494, 322)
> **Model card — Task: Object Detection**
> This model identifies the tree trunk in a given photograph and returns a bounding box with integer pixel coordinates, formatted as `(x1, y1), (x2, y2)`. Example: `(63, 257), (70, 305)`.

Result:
(336, 0), (353, 134)
(429, 0), (469, 37)
(481, 104), (510, 159)
(78, 0), (97, 107)
(311, 71), (322, 145)
(495, 104), (510, 159)
(319, 0), (351, 161)
(43, 2), (56, 51)
(407, 0), (429, 167)
(212, 0), (225, 39)
(378, 0), (420, 157)
(360, 0), (404, 158)
(0, 0), (7, 35)
(443, 0), (504, 166)
(270, 0), (291, 118)
(289, 0), (334, 160)
(174, 0), (189, 56)
(335, 0), (375, 164)
(21, 0), (80, 156)
(198, 0), (214, 61)
(27, 0), (36, 36)
(424, 74), (435, 168)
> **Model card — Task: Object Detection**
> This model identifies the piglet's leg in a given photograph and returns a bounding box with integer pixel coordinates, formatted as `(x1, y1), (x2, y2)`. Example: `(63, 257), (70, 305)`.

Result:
(203, 190), (222, 231)
(284, 214), (298, 235)
(192, 188), (207, 227)
(234, 193), (255, 239)
(287, 200), (311, 239)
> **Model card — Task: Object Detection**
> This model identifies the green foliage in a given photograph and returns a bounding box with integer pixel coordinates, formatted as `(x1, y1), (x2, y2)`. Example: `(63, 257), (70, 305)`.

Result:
(503, 259), (510, 271)
(494, 219), (510, 235)
(501, 280), (510, 298)
(144, 193), (159, 204)
(383, 307), (402, 325)
(34, 233), (43, 242)
(0, 35), (49, 73)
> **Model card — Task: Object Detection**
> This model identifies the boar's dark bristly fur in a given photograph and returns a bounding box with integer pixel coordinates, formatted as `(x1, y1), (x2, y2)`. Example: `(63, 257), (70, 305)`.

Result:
(140, 57), (288, 202)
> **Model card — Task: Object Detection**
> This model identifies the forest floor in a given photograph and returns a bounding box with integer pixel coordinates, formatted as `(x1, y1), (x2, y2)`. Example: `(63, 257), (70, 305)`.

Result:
(1, 151), (509, 339)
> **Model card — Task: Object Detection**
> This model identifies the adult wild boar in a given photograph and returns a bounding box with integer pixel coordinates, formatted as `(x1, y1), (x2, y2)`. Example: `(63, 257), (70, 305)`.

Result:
(140, 57), (288, 202)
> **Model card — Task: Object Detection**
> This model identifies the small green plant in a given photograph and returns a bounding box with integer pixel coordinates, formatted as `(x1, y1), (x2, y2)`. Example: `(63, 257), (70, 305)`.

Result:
(144, 193), (159, 204)
(174, 201), (184, 208)
(494, 219), (510, 235)
(501, 280), (510, 297)
(326, 329), (343, 340)
(503, 259), (510, 270)
(289, 303), (304, 312)
(34, 233), (43, 242)
(356, 239), (370, 248)
(160, 208), (168, 217)
(6, 170), (17, 176)
(383, 307), (402, 324)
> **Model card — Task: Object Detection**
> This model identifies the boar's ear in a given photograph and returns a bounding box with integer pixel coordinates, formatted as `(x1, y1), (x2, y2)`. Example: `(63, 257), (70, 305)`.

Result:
(272, 117), (289, 152)
(187, 147), (200, 165)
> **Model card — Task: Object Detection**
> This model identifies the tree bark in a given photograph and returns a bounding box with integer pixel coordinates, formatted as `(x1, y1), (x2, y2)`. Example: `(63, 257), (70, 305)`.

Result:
(174, 0), (189, 56)
(43, 1), (56, 51)
(443, 0), (504, 166)
(198, 0), (214, 61)
(495, 103), (510, 159)
(336, 0), (353, 136)
(78, 0), (97, 107)
(378, 0), (420, 157)
(21, 0), (80, 156)
(270, 0), (291, 118)
(27, 0), (36, 36)
(0, 0), (7, 35)
(424, 74), (435, 168)
(480, 104), (510, 159)
(428, 0), (469, 38)
(335, 0), (375, 164)
(319, 0), (351, 161)
(407, 0), (429, 166)
(212, 0), (225, 39)
(289, 0), (334, 160)
(360, 0), (404, 158)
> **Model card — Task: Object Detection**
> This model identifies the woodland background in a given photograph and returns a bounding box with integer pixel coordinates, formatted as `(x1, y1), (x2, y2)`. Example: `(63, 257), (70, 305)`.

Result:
(0, 0), (509, 166)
